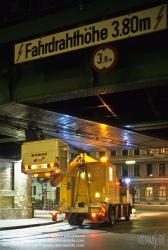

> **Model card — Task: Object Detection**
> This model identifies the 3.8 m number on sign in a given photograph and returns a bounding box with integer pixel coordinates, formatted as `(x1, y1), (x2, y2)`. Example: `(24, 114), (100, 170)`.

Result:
(112, 16), (150, 37)
(97, 53), (112, 64)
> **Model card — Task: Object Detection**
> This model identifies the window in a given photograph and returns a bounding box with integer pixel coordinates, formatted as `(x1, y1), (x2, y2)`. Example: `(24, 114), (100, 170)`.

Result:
(159, 186), (166, 197)
(67, 182), (71, 190)
(134, 165), (140, 176)
(146, 187), (153, 197)
(122, 150), (128, 156)
(122, 165), (128, 177)
(134, 149), (140, 155)
(70, 153), (75, 160)
(159, 164), (165, 176)
(33, 186), (36, 196)
(159, 148), (166, 154)
(111, 150), (116, 156)
(147, 148), (153, 154)
(109, 167), (113, 181)
(146, 164), (153, 176)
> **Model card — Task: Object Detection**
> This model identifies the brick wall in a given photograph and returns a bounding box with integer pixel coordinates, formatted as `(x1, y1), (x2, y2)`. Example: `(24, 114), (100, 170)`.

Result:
(0, 159), (32, 219)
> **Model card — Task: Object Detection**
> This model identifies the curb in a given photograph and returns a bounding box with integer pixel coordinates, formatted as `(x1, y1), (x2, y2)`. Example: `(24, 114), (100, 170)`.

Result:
(0, 220), (64, 231)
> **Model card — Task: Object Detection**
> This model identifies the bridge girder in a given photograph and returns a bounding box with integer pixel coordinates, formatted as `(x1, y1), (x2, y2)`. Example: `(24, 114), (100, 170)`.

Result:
(0, 43), (167, 104)
(0, 0), (156, 44)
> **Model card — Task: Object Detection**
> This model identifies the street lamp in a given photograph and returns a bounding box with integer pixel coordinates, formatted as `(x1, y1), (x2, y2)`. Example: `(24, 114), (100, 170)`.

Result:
(125, 160), (135, 164)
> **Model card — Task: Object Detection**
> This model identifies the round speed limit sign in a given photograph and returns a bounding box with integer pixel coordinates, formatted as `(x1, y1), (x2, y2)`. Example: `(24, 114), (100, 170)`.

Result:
(90, 44), (118, 73)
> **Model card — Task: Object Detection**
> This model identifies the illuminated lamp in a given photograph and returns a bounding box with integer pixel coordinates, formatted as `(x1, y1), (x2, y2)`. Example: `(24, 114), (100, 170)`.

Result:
(125, 178), (130, 184)
(81, 172), (85, 179)
(45, 173), (51, 177)
(24, 165), (28, 170)
(125, 160), (135, 164)
(50, 162), (55, 168)
(95, 192), (100, 198)
(91, 213), (96, 218)
(100, 156), (107, 162)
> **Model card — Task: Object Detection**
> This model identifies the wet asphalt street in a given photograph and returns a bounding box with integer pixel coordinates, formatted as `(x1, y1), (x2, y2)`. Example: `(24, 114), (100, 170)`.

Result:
(0, 210), (167, 250)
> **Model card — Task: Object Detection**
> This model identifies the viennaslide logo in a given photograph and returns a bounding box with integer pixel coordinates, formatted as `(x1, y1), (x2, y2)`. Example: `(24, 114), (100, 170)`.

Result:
(138, 230), (166, 249)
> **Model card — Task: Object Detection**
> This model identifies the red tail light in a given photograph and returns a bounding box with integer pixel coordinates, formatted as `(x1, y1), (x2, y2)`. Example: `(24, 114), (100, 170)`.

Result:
(91, 213), (96, 218)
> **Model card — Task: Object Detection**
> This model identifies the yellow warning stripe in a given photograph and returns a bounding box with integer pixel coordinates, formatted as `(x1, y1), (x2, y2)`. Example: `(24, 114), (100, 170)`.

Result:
(101, 203), (106, 216)
(59, 203), (62, 213)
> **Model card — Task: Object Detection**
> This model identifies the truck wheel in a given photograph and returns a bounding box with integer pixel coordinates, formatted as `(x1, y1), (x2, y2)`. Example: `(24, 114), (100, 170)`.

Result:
(106, 207), (115, 227)
(125, 215), (130, 221)
(68, 214), (83, 226)
(110, 208), (115, 226)
(73, 217), (84, 226)
(68, 217), (74, 225)
(73, 214), (84, 226)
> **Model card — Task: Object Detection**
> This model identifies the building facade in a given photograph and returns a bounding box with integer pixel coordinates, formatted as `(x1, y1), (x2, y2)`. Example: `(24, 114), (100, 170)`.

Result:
(0, 159), (32, 219)
(89, 148), (168, 208)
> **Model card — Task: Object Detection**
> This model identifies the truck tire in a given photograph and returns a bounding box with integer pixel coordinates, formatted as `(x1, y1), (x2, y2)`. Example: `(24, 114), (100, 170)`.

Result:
(73, 217), (83, 226)
(109, 208), (115, 226)
(68, 213), (83, 226)
(125, 215), (130, 221)
(106, 207), (115, 226)
(68, 216), (74, 225)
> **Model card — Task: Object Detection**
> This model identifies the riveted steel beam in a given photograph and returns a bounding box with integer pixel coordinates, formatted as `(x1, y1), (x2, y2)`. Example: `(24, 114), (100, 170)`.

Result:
(0, 0), (158, 44)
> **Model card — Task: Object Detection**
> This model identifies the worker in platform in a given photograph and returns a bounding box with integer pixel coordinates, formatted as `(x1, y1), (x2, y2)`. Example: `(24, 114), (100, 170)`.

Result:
(25, 123), (37, 141)
(25, 123), (45, 141)
(36, 126), (45, 140)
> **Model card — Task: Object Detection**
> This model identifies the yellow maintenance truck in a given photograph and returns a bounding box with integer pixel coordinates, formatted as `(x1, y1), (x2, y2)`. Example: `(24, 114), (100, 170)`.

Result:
(21, 138), (132, 226)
